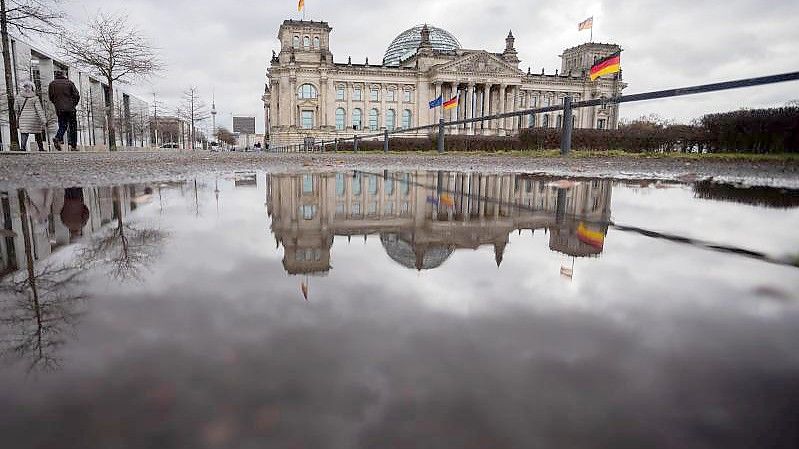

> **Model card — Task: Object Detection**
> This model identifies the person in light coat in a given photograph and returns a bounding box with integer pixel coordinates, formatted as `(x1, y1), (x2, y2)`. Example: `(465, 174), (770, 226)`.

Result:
(17, 80), (47, 151)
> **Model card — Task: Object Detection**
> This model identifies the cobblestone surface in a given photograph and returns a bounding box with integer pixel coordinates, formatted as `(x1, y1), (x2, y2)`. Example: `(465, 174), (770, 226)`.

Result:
(1, 150), (797, 189)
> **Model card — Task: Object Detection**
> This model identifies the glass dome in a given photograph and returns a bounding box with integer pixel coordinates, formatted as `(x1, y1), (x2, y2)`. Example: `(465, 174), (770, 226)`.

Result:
(382, 24), (462, 66)
(380, 233), (454, 270)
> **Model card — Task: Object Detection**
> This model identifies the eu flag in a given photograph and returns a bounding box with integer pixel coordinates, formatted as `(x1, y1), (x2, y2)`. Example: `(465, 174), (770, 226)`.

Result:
(428, 95), (443, 109)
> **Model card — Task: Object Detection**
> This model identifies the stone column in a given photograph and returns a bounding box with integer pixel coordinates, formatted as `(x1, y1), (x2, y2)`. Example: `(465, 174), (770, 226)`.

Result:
(498, 84), (506, 135)
(465, 83), (474, 135)
(482, 84), (491, 134)
(380, 82), (387, 130)
(289, 76), (297, 128)
(434, 81), (442, 124)
(320, 77), (328, 128)
(346, 82), (352, 131)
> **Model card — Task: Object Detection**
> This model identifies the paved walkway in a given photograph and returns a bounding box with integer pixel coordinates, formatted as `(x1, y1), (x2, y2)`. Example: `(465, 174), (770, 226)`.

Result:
(1, 150), (797, 189)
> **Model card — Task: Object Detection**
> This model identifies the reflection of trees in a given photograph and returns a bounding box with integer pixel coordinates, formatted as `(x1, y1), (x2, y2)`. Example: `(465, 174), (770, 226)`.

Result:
(78, 212), (167, 282)
(0, 191), (86, 372)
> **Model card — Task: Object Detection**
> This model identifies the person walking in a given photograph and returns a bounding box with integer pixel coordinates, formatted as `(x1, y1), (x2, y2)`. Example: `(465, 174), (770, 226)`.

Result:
(48, 71), (80, 151)
(16, 80), (47, 152)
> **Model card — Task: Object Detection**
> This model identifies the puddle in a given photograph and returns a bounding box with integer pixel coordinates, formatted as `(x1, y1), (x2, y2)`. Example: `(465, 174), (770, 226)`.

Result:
(1, 171), (798, 448)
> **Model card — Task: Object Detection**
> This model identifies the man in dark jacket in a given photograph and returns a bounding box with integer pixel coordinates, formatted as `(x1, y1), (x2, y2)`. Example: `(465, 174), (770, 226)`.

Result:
(48, 71), (80, 151)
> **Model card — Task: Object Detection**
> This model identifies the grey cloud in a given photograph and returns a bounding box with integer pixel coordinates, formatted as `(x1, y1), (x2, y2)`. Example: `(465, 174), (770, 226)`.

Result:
(65, 0), (799, 126)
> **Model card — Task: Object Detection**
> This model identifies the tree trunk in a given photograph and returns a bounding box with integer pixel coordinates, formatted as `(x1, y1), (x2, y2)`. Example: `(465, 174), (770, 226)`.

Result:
(1, 0), (20, 151)
(106, 79), (117, 151)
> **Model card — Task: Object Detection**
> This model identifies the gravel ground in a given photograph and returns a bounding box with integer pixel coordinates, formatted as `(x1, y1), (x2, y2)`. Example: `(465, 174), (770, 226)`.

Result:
(1, 150), (797, 189)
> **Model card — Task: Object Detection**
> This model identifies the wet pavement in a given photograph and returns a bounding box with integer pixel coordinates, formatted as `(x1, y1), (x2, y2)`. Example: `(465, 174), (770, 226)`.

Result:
(1, 151), (798, 189)
(1, 170), (798, 449)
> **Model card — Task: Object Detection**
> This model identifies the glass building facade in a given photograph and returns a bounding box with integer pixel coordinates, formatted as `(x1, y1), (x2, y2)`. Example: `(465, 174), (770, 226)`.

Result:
(382, 25), (462, 66)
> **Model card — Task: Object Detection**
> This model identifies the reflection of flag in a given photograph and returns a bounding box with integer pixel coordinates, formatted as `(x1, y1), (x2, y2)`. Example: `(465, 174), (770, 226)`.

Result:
(577, 222), (605, 249)
(589, 52), (621, 81)
(560, 266), (574, 279)
(298, 0), (305, 12)
(439, 193), (455, 207)
(578, 17), (593, 31)
(428, 96), (443, 109)
(301, 281), (309, 301)
(443, 95), (458, 110)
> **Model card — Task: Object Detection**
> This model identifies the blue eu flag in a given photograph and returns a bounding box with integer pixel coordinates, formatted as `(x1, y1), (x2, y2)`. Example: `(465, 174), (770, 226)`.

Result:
(428, 95), (443, 109)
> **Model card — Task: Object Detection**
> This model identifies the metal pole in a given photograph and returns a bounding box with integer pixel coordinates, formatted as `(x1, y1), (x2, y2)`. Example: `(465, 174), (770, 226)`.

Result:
(437, 118), (445, 154)
(560, 96), (573, 156)
(353, 135), (358, 152)
(334, 138), (338, 152)
(383, 129), (389, 153)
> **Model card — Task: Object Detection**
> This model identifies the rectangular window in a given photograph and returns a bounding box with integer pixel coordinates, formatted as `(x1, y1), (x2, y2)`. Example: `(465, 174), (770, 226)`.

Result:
(300, 205), (317, 220)
(368, 175), (378, 194)
(353, 87), (362, 101)
(403, 90), (411, 102)
(368, 202), (378, 215)
(386, 90), (395, 102)
(336, 86), (345, 100)
(385, 177), (394, 196)
(370, 88), (379, 102)
(336, 173), (345, 196)
(597, 119), (606, 130)
(352, 202), (361, 216)
(352, 174), (362, 196)
(301, 111), (314, 129)
(336, 202), (346, 216)
(302, 174), (314, 193)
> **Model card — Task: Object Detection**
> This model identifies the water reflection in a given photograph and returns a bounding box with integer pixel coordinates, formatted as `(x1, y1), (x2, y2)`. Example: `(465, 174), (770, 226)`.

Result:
(0, 172), (797, 448)
(0, 185), (168, 370)
(267, 171), (612, 274)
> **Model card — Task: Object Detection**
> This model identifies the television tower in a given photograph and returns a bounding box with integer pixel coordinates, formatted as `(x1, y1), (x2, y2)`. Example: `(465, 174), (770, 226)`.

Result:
(211, 91), (217, 144)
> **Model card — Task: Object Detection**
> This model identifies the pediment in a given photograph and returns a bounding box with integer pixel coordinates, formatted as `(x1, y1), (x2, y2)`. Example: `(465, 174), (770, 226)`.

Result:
(435, 51), (522, 76)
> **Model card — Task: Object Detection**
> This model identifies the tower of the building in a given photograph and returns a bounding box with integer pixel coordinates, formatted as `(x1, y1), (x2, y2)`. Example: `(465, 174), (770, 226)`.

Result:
(502, 30), (520, 66)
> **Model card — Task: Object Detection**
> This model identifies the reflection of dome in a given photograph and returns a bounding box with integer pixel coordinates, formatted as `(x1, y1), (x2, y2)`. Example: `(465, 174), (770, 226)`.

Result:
(380, 233), (454, 270)
(383, 24), (462, 66)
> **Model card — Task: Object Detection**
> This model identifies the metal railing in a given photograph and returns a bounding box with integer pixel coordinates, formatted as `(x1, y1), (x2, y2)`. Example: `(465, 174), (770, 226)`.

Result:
(269, 71), (799, 155)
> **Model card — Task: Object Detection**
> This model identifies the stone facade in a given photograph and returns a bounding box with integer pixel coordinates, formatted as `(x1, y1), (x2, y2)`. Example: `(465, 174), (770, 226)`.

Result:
(264, 20), (625, 147)
(266, 171), (612, 275)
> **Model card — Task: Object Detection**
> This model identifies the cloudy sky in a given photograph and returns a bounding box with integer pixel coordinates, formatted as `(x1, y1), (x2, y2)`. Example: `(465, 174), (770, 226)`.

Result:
(55, 0), (799, 131)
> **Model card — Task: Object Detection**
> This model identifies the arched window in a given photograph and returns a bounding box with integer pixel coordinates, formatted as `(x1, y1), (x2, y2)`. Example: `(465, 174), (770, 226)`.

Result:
(528, 114), (536, 128)
(386, 89), (396, 102)
(352, 108), (362, 130)
(292, 36), (300, 48)
(297, 83), (318, 99)
(385, 109), (396, 130)
(303, 36), (310, 49)
(542, 115), (550, 128)
(401, 109), (412, 129)
(335, 108), (346, 130)
(313, 36), (320, 49)
(369, 108), (379, 131)
(556, 115), (563, 129)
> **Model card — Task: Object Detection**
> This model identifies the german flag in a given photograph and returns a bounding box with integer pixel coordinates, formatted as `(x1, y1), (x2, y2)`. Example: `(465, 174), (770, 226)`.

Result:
(443, 95), (458, 110)
(576, 222), (605, 250)
(589, 52), (621, 81)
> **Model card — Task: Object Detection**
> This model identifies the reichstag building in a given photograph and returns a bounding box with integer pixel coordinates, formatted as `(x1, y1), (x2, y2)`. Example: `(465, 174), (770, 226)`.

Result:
(264, 20), (624, 147)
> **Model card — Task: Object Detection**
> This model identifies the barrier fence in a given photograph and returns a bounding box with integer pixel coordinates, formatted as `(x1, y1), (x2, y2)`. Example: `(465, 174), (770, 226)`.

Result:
(269, 71), (799, 155)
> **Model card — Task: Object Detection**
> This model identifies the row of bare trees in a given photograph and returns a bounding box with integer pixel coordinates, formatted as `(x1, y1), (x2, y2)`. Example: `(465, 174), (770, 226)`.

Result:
(0, 0), (162, 151)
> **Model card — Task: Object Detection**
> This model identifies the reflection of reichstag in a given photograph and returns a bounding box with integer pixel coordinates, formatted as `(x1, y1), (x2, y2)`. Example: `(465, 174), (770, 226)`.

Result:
(266, 172), (612, 275)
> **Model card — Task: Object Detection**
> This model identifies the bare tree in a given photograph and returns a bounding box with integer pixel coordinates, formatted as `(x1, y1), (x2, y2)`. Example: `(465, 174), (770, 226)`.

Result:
(176, 87), (210, 150)
(215, 126), (236, 147)
(60, 12), (162, 151)
(0, 0), (64, 151)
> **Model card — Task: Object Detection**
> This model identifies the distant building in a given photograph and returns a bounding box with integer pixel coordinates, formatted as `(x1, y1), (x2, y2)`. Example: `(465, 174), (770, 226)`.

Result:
(0, 36), (150, 152)
(266, 171), (612, 275)
(264, 19), (625, 147)
(150, 116), (188, 148)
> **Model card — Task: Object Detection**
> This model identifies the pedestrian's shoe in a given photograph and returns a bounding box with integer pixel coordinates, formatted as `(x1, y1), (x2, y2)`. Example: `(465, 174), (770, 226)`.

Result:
(52, 139), (62, 151)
